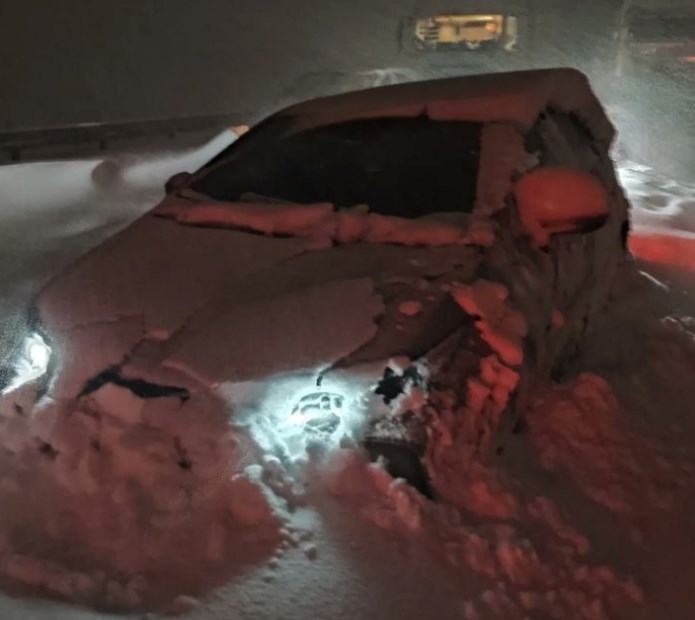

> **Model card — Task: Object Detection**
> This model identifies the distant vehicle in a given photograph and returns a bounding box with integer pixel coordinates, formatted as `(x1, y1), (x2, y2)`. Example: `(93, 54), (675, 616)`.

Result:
(400, 12), (519, 53)
(3, 70), (628, 498)
(397, 0), (530, 58)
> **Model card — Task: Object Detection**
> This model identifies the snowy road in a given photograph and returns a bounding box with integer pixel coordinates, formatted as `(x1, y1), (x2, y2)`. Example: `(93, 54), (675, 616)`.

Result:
(0, 150), (694, 620)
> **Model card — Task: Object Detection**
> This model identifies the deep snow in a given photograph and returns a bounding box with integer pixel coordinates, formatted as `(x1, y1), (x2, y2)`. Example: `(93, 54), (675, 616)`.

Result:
(0, 148), (693, 619)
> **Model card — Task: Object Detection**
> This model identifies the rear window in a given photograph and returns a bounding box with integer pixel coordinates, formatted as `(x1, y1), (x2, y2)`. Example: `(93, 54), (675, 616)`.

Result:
(190, 116), (482, 219)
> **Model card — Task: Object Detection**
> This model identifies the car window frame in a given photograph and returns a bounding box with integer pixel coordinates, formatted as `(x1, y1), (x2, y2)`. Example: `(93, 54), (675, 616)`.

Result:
(181, 114), (486, 219)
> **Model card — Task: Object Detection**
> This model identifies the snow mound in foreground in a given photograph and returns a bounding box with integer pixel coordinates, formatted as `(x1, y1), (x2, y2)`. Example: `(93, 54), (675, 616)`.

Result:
(0, 364), (655, 619)
(0, 380), (288, 611)
(0, 236), (694, 619)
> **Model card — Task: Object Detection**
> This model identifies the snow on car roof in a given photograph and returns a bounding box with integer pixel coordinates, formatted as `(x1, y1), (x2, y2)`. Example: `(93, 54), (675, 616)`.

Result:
(280, 68), (614, 148)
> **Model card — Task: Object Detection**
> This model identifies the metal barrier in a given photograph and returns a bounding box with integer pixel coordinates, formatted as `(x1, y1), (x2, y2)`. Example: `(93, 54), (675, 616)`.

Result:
(0, 112), (247, 164)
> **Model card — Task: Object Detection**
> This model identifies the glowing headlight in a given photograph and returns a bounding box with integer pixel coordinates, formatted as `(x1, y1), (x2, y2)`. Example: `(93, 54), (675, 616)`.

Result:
(2, 332), (52, 394)
(25, 333), (51, 371)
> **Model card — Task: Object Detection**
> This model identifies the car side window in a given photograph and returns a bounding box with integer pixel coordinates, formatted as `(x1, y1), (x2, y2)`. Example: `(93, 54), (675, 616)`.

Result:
(190, 117), (483, 219)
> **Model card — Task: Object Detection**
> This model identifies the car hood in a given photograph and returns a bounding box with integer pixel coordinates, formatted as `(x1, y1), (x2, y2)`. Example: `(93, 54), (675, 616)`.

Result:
(32, 195), (485, 401)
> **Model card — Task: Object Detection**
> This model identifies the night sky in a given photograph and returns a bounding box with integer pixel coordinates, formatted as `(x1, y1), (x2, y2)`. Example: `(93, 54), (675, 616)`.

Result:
(0, 0), (622, 129)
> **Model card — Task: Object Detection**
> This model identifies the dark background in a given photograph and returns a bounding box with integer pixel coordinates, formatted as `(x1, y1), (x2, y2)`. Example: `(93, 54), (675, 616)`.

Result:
(0, 0), (622, 129)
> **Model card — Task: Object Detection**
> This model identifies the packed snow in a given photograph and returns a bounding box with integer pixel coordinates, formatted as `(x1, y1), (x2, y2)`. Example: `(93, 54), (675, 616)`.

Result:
(0, 141), (694, 620)
(157, 198), (495, 248)
(286, 69), (614, 153)
(451, 280), (527, 367)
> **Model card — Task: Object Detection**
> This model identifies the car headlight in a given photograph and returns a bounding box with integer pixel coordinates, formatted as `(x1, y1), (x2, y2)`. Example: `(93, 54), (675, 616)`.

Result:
(25, 332), (51, 371)
(2, 332), (52, 395)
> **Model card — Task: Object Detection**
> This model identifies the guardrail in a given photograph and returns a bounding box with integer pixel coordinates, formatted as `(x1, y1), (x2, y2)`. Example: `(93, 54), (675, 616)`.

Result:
(0, 112), (247, 164)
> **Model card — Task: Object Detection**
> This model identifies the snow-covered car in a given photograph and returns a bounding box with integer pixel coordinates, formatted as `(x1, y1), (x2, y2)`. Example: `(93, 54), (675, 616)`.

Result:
(2, 69), (629, 500)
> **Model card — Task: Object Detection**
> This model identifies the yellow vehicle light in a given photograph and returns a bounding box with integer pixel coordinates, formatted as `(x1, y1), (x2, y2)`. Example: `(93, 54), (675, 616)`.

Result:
(431, 14), (500, 24)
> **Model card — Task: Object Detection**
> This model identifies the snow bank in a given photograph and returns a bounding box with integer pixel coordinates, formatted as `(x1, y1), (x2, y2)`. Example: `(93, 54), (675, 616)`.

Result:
(0, 373), (287, 611)
(529, 374), (651, 515)
(320, 446), (643, 620)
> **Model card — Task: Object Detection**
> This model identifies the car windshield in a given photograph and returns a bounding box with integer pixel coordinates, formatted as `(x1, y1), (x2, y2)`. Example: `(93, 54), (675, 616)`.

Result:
(190, 116), (482, 218)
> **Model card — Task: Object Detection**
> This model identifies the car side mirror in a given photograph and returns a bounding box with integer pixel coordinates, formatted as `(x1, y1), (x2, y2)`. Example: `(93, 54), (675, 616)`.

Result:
(513, 167), (610, 247)
(164, 171), (192, 195)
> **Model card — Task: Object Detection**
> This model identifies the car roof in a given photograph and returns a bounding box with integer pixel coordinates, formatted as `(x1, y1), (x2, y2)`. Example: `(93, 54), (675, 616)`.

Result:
(278, 68), (614, 148)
